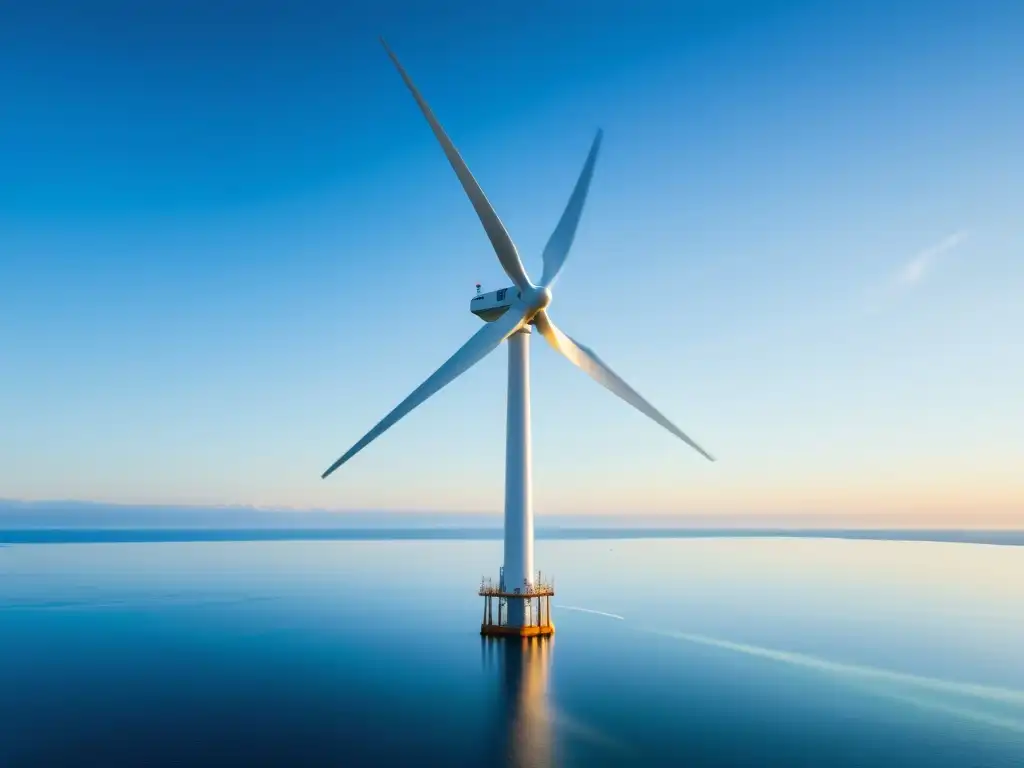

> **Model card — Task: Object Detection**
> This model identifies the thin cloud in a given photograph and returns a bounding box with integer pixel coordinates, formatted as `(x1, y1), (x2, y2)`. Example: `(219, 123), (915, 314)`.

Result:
(863, 230), (970, 314)
(894, 230), (969, 287)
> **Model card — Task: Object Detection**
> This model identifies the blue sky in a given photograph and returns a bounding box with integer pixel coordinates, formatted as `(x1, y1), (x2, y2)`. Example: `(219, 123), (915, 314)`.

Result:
(1, 0), (1021, 520)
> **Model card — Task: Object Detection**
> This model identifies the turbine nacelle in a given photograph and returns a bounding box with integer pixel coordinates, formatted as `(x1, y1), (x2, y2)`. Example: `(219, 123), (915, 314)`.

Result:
(470, 285), (551, 324)
(470, 286), (518, 323)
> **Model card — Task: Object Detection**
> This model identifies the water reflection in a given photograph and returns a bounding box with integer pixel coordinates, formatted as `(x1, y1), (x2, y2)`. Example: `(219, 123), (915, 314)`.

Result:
(483, 637), (554, 768)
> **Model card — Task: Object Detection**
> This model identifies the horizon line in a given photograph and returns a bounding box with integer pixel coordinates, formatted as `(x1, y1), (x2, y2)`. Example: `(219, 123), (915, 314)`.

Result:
(0, 498), (1021, 530)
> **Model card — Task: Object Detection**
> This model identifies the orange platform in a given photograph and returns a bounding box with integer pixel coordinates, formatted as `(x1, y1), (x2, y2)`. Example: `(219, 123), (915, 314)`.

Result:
(480, 623), (555, 638)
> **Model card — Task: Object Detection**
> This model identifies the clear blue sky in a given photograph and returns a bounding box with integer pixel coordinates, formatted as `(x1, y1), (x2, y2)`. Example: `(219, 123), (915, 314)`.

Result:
(2, 0), (1021, 520)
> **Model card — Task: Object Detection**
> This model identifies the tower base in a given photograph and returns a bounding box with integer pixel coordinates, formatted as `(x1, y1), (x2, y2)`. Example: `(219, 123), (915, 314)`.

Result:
(481, 623), (555, 638)
(478, 572), (555, 639)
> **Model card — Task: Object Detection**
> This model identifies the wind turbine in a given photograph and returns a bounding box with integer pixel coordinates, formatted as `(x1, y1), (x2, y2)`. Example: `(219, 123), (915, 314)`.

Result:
(322, 39), (714, 631)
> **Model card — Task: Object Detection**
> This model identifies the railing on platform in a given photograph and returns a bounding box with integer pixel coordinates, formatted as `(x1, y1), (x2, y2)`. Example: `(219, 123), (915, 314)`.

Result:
(478, 571), (555, 597)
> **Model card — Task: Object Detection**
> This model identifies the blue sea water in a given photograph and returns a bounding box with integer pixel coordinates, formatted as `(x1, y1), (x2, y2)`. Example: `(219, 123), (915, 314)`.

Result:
(1, 535), (1022, 766)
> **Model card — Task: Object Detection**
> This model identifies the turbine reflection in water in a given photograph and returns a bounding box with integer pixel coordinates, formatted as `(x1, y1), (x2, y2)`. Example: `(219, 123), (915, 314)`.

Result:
(484, 637), (554, 768)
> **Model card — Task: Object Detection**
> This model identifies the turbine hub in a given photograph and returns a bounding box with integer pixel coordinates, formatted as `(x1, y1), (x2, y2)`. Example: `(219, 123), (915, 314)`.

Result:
(526, 286), (552, 311)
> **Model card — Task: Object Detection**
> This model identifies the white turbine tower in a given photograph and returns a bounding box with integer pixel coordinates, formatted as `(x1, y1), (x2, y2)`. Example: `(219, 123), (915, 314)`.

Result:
(322, 39), (714, 633)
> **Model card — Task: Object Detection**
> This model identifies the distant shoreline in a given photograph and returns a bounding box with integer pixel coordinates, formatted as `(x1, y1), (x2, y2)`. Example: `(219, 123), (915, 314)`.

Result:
(1, 528), (1021, 546)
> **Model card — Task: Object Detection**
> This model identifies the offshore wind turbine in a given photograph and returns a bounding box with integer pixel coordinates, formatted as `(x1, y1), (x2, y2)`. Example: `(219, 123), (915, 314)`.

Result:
(322, 39), (714, 634)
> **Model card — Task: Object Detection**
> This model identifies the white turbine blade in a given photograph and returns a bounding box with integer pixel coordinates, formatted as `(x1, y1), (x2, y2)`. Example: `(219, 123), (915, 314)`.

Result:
(539, 129), (603, 288)
(322, 304), (530, 478)
(380, 38), (533, 291)
(533, 311), (715, 461)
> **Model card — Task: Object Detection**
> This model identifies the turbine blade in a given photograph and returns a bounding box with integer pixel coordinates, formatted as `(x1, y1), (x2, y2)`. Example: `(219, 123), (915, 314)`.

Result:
(533, 311), (715, 461)
(380, 38), (533, 291)
(322, 304), (530, 478)
(540, 130), (603, 288)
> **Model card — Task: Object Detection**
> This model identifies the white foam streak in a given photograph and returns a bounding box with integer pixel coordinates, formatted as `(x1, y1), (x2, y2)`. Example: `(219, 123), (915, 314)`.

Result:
(649, 629), (1024, 706)
(555, 605), (625, 621)
(550, 603), (1024, 733)
(867, 687), (1024, 734)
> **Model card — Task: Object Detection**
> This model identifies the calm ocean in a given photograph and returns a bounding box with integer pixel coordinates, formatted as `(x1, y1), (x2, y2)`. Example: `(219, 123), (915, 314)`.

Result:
(2, 535), (1022, 766)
